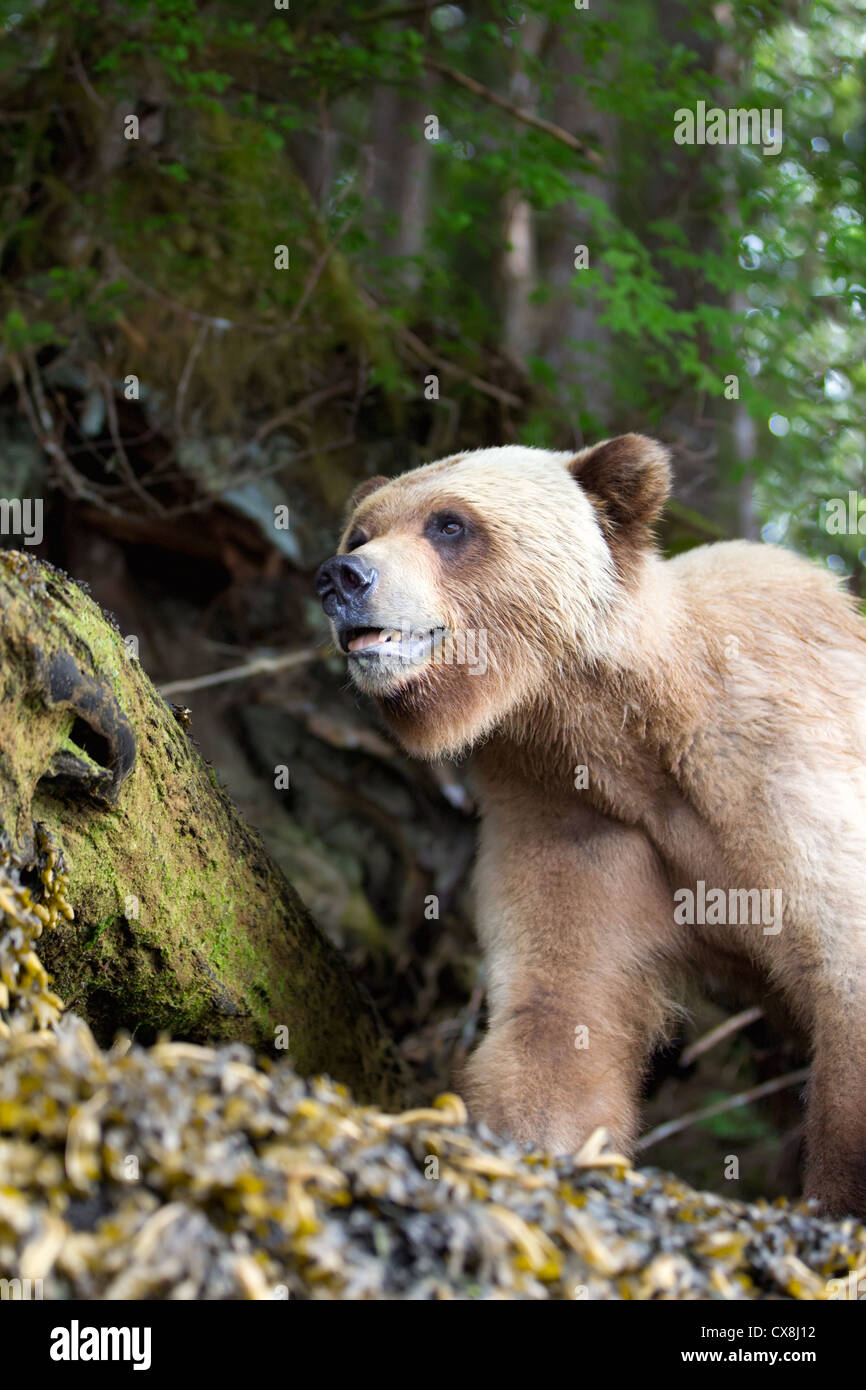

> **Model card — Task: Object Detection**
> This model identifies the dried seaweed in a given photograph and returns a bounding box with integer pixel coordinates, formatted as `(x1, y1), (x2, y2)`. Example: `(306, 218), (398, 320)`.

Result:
(1, 833), (865, 1301)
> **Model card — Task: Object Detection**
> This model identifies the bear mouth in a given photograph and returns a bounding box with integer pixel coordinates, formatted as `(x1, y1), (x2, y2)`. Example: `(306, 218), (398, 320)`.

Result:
(340, 625), (443, 665)
(343, 626), (402, 654)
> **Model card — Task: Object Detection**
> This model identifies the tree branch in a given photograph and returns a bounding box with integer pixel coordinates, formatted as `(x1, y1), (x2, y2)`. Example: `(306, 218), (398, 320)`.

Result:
(158, 647), (320, 698)
(424, 58), (604, 167)
(679, 1005), (764, 1069)
(636, 1068), (810, 1152)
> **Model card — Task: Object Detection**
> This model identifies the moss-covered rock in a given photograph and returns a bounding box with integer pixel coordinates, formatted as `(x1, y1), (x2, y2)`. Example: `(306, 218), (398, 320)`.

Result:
(0, 550), (405, 1104)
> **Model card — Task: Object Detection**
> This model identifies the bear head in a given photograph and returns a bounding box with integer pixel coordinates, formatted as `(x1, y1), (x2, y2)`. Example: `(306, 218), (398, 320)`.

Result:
(315, 434), (671, 759)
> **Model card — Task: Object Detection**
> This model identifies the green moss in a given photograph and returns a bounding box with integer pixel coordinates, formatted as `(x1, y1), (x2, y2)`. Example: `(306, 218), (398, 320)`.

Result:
(84, 915), (118, 947)
(0, 551), (407, 1104)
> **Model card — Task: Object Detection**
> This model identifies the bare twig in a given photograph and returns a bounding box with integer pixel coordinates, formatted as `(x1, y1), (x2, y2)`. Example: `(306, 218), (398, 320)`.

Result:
(111, 258), (285, 341)
(174, 321), (210, 438)
(333, 3), (435, 24)
(115, 241), (352, 343)
(679, 1006), (764, 1069)
(50, 389), (134, 493)
(282, 213), (357, 337)
(7, 351), (50, 449)
(664, 497), (728, 541)
(226, 378), (354, 468)
(424, 58), (604, 167)
(69, 48), (105, 109)
(158, 647), (321, 698)
(8, 351), (117, 509)
(160, 434), (356, 518)
(635, 1068), (810, 1153)
(94, 364), (166, 516)
(397, 322), (523, 408)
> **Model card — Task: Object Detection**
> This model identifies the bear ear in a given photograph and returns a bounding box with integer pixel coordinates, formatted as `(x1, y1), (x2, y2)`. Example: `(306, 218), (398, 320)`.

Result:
(568, 434), (671, 537)
(346, 475), (389, 515)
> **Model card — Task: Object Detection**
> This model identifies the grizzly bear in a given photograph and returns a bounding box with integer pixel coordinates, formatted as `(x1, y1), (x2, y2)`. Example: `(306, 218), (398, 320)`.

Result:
(315, 435), (866, 1217)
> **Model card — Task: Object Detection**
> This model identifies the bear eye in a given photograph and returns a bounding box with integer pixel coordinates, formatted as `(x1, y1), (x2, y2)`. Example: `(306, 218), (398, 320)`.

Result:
(427, 513), (465, 540)
(345, 530), (367, 552)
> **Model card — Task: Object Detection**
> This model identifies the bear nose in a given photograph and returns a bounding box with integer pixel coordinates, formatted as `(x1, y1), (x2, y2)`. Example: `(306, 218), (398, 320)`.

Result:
(314, 554), (379, 613)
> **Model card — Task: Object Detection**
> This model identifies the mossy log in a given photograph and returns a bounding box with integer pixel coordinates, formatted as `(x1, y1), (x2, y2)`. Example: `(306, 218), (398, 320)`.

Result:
(0, 549), (405, 1104)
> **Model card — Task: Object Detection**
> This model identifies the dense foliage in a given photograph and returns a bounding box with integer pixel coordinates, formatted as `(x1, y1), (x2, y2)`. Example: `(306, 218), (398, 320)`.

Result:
(0, 0), (863, 566)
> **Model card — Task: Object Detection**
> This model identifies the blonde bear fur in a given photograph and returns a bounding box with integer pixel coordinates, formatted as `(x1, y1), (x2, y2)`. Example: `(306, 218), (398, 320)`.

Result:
(316, 435), (866, 1217)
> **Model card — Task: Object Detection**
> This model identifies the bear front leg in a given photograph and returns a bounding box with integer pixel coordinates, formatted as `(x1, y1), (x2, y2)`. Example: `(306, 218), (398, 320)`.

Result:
(804, 998), (866, 1218)
(461, 796), (679, 1156)
(462, 974), (655, 1155)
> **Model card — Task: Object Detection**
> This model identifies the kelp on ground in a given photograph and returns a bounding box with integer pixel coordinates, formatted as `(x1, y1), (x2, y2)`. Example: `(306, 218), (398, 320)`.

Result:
(1, 832), (865, 1301)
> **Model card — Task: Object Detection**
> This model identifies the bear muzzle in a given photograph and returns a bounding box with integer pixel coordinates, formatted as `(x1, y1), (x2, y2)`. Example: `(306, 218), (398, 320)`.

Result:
(315, 553), (379, 624)
(315, 550), (449, 682)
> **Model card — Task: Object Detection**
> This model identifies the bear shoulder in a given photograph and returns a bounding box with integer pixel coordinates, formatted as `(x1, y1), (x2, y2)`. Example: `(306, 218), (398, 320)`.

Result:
(665, 538), (865, 644)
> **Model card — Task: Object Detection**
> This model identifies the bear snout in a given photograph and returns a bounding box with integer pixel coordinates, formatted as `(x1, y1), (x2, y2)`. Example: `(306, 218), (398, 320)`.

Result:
(314, 553), (379, 621)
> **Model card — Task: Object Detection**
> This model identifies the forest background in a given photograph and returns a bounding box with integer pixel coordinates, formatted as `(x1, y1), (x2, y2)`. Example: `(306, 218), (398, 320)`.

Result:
(1, 0), (864, 1200)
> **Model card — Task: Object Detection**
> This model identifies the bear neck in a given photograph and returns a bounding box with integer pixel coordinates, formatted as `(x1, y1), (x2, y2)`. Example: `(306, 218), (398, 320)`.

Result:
(483, 552), (700, 792)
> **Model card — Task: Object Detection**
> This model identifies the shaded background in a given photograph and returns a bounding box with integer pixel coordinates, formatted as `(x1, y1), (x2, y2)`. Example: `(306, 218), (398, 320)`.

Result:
(1, 0), (864, 1201)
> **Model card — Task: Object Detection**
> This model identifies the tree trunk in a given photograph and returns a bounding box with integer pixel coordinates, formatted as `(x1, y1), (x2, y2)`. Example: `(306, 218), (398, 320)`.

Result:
(0, 548), (406, 1105)
(500, 15), (547, 368)
(536, 6), (617, 426)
